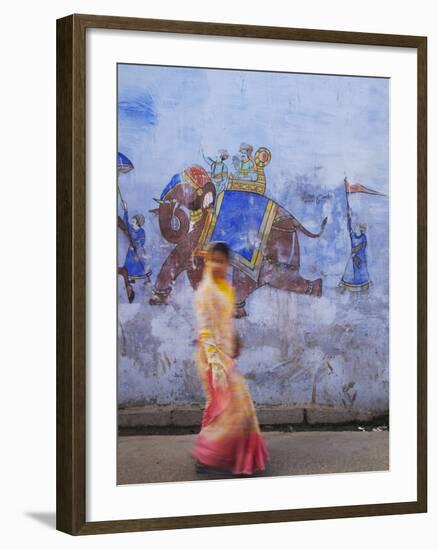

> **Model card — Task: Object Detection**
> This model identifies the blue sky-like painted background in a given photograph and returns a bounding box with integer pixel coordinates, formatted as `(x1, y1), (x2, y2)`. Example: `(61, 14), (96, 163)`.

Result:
(117, 63), (389, 293)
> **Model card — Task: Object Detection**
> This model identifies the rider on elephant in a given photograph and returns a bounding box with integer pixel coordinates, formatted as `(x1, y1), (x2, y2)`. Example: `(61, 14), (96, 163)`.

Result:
(232, 143), (257, 181)
(202, 149), (229, 196)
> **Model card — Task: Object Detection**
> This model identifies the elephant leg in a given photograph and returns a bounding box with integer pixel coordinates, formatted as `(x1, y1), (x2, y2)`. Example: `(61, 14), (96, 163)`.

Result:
(259, 261), (322, 297)
(149, 241), (192, 305)
(264, 225), (300, 269)
(232, 268), (258, 318)
(186, 255), (205, 290)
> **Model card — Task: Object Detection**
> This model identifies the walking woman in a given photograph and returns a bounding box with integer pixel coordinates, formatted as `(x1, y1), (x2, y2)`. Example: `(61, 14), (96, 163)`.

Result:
(191, 241), (269, 476)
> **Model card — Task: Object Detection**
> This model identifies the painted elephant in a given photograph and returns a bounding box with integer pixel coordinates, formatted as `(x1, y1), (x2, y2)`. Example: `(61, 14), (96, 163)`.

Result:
(149, 165), (327, 317)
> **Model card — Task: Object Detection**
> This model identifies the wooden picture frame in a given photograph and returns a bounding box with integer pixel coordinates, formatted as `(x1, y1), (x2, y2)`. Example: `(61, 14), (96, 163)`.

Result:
(56, 13), (427, 535)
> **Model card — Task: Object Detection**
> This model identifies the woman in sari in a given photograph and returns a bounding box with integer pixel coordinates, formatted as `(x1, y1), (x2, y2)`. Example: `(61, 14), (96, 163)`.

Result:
(191, 241), (269, 476)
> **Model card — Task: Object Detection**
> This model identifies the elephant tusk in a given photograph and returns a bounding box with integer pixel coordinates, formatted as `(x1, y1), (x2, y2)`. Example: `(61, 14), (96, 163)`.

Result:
(172, 201), (180, 216)
(153, 197), (177, 205)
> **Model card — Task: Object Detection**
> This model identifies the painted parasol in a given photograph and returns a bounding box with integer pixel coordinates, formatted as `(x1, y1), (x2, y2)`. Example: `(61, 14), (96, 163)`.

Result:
(117, 152), (134, 203)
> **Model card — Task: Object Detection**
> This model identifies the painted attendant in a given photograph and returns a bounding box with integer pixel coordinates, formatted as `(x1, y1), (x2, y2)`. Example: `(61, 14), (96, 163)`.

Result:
(339, 177), (386, 291)
(340, 205), (370, 290)
(122, 202), (152, 283)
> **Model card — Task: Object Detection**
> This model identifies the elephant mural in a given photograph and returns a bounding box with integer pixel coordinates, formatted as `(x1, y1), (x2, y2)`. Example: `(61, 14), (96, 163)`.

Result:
(149, 161), (327, 318)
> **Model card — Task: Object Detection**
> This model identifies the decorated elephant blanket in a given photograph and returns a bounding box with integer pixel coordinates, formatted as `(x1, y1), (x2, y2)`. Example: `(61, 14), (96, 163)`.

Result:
(199, 190), (278, 281)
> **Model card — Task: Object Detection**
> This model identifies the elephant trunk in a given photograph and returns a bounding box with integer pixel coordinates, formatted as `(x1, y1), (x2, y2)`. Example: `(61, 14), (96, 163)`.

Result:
(158, 201), (190, 244)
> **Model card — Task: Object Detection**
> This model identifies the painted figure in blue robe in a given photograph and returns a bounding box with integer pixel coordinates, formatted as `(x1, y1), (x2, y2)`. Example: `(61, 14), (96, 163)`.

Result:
(122, 204), (151, 283)
(203, 149), (229, 195)
(340, 207), (370, 290)
(232, 142), (257, 181)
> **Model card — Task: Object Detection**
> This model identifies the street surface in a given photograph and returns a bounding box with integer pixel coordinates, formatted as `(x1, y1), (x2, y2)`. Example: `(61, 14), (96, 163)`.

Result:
(117, 430), (389, 484)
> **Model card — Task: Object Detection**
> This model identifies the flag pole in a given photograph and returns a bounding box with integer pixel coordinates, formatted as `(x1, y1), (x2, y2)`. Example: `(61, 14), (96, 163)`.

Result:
(339, 177), (352, 289)
(344, 177), (352, 232)
(118, 183), (125, 206)
(117, 166), (126, 206)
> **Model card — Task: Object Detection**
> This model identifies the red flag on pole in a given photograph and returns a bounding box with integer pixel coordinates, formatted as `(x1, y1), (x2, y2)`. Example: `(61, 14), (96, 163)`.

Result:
(344, 178), (386, 196)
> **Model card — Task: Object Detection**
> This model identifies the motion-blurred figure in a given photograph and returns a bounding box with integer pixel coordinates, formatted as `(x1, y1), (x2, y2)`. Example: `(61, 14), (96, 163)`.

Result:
(191, 241), (269, 476)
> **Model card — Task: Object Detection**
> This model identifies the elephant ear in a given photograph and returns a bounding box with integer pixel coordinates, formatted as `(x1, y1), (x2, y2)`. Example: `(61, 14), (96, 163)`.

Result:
(158, 202), (190, 244)
(157, 180), (216, 244)
(187, 180), (216, 211)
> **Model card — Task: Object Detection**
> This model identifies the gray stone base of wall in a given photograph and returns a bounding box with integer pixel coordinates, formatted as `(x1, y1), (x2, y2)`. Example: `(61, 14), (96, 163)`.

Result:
(118, 404), (388, 431)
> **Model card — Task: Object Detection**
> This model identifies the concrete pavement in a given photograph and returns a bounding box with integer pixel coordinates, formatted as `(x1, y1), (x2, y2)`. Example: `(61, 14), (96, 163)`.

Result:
(117, 430), (389, 485)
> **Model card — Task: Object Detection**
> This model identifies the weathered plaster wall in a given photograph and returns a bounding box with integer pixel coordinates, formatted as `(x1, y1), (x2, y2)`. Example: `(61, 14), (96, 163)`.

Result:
(118, 184), (389, 413)
(117, 66), (389, 414)
(118, 277), (388, 413)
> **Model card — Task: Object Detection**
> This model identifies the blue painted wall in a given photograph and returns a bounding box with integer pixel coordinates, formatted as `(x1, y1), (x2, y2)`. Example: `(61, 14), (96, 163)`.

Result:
(117, 64), (389, 413)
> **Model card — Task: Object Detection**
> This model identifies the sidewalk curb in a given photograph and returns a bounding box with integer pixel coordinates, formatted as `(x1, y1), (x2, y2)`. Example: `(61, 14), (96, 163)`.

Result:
(118, 404), (388, 429)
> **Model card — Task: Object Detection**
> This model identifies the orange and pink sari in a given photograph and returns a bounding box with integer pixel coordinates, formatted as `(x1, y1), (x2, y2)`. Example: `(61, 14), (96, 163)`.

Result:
(191, 265), (269, 475)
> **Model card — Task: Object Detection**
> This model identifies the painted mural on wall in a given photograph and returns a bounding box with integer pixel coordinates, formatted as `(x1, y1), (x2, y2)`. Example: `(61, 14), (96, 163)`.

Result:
(117, 64), (389, 412)
(148, 145), (328, 317)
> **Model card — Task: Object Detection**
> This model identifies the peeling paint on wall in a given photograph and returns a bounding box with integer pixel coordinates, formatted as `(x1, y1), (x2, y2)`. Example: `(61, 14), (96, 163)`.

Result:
(117, 64), (389, 414)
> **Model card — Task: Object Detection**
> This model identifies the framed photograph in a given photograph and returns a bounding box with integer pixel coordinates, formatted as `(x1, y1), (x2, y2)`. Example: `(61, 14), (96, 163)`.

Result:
(56, 13), (427, 535)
